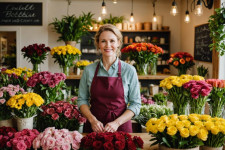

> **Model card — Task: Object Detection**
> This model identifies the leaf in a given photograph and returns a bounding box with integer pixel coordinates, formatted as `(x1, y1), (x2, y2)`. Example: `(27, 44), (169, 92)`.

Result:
(162, 137), (171, 148)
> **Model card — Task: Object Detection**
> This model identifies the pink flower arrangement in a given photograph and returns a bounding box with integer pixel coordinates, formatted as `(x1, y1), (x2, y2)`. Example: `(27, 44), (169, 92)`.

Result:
(7, 129), (39, 150)
(0, 84), (26, 120)
(33, 127), (83, 150)
(205, 79), (225, 117)
(0, 126), (17, 149)
(80, 131), (144, 150)
(183, 80), (212, 114)
(141, 95), (155, 105)
(36, 101), (86, 131)
(27, 71), (67, 104)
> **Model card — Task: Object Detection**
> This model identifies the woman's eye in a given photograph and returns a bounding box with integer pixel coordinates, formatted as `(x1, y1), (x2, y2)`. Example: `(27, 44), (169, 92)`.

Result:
(110, 40), (115, 43)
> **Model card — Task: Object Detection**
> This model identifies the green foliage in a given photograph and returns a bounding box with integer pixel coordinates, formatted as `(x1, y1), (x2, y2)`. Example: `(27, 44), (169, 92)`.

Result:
(208, 7), (225, 56)
(153, 93), (167, 106)
(49, 12), (94, 42)
(197, 65), (208, 77)
(101, 14), (125, 25)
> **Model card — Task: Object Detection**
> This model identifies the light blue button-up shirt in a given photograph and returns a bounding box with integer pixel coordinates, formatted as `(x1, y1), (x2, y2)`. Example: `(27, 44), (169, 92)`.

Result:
(77, 58), (141, 117)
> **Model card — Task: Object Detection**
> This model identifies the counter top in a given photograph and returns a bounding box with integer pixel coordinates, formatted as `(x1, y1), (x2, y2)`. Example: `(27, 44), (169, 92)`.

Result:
(66, 73), (171, 80)
(82, 133), (158, 150)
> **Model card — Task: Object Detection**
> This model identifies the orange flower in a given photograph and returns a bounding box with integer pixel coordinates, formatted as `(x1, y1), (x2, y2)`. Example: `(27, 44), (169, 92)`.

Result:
(136, 47), (141, 52)
(180, 58), (186, 64)
(186, 57), (191, 62)
(170, 54), (175, 58)
(173, 61), (179, 66)
(142, 46), (147, 51)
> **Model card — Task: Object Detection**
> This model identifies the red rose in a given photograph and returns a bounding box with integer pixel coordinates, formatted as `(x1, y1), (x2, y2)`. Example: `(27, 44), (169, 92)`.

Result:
(115, 140), (125, 150)
(51, 113), (59, 120)
(133, 136), (144, 148)
(103, 141), (114, 150)
(104, 134), (113, 142)
(127, 140), (136, 150)
(93, 140), (103, 149)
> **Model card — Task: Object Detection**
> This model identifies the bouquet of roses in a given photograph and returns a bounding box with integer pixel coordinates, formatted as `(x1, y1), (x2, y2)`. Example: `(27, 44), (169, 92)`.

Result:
(33, 127), (83, 150)
(75, 60), (92, 70)
(205, 79), (225, 117)
(7, 129), (39, 150)
(36, 101), (86, 132)
(183, 80), (212, 114)
(121, 43), (163, 75)
(80, 131), (143, 150)
(0, 126), (17, 149)
(135, 104), (172, 127)
(146, 114), (211, 149)
(0, 67), (33, 90)
(27, 71), (67, 104)
(6, 93), (44, 118)
(21, 43), (51, 73)
(51, 45), (81, 75)
(167, 52), (195, 75)
(0, 84), (26, 120)
(160, 75), (204, 115)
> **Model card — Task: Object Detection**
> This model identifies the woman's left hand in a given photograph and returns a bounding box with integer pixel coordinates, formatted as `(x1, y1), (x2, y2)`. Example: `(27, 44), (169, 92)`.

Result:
(104, 121), (120, 132)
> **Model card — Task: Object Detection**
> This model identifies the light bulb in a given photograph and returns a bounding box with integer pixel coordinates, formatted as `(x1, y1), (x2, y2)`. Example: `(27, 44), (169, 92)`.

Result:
(113, 0), (117, 4)
(130, 13), (134, 22)
(184, 11), (190, 23)
(195, 4), (203, 16)
(98, 16), (102, 21)
(170, 1), (178, 16)
(101, 1), (107, 16)
(153, 15), (157, 22)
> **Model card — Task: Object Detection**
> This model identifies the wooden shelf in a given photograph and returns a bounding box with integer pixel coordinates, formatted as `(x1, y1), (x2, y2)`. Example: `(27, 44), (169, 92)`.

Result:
(89, 30), (170, 33)
(66, 73), (172, 80)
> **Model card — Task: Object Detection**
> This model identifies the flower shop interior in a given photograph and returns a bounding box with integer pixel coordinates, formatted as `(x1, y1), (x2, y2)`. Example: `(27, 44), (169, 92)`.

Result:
(1, 0), (225, 150)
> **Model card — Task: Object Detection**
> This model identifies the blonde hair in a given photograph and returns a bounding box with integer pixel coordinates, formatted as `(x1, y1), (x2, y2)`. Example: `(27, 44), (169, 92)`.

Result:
(94, 24), (123, 57)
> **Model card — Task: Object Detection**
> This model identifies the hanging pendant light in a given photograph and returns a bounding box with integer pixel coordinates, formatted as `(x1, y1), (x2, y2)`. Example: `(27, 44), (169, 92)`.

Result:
(184, 0), (190, 23)
(170, 0), (178, 16)
(130, 0), (134, 22)
(153, 1), (157, 22)
(113, 0), (117, 4)
(101, 0), (107, 16)
(195, 0), (203, 16)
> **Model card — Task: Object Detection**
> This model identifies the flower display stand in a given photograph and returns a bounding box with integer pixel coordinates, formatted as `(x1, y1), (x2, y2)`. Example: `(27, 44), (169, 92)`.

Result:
(159, 145), (199, 150)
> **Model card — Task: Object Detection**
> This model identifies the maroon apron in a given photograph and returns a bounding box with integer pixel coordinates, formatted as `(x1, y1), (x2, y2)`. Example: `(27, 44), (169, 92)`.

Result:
(83, 60), (132, 133)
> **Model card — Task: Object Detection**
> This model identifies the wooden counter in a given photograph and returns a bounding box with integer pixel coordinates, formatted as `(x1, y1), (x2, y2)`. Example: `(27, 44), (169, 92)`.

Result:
(82, 133), (158, 150)
(66, 73), (171, 80)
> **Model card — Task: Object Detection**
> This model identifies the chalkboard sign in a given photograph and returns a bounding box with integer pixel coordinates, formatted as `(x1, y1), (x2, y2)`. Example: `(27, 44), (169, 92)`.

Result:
(194, 23), (212, 62)
(0, 2), (42, 25)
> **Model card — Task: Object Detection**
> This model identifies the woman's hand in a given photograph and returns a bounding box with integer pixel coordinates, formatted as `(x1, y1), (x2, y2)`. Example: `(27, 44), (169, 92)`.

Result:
(104, 121), (120, 132)
(90, 119), (104, 133)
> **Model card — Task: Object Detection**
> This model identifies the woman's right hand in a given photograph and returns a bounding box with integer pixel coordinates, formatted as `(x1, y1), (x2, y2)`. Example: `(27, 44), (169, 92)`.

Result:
(90, 119), (104, 133)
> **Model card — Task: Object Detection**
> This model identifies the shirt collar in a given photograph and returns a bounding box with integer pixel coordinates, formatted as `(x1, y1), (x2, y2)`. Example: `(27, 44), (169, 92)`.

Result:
(100, 57), (119, 69)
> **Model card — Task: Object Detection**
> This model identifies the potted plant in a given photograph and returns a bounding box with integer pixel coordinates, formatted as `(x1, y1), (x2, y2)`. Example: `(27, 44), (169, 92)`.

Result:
(101, 14), (125, 30)
(49, 12), (94, 46)
(208, 7), (225, 56)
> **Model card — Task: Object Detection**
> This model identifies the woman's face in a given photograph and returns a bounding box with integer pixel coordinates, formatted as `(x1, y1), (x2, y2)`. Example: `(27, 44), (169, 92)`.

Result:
(98, 31), (120, 59)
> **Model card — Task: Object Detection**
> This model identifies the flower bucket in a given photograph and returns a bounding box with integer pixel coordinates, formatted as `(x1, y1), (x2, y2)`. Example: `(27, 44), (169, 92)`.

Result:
(201, 146), (223, 150)
(159, 145), (199, 150)
(0, 118), (13, 127)
(16, 116), (34, 131)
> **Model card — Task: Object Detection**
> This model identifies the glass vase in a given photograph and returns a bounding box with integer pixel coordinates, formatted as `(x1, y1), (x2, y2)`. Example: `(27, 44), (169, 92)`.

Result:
(62, 66), (69, 76)
(32, 63), (41, 73)
(136, 63), (149, 75)
(209, 104), (224, 118)
(178, 68), (187, 76)
(189, 105), (205, 115)
(150, 59), (157, 75)
(173, 103), (189, 115)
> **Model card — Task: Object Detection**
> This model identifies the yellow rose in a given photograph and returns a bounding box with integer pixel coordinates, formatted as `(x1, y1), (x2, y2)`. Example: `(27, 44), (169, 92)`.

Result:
(189, 125), (200, 136)
(219, 125), (225, 134)
(180, 128), (189, 138)
(197, 128), (208, 141)
(200, 114), (211, 121)
(146, 123), (152, 132)
(170, 114), (179, 120)
(167, 119), (176, 127)
(167, 126), (177, 136)
(194, 121), (204, 128)
(176, 121), (185, 130)
(160, 115), (169, 123)
(149, 118), (158, 125)
(149, 125), (158, 134)
(211, 126), (220, 135)
(157, 122), (166, 132)
(179, 115), (188, 121)
(182, 120), (191, 128)
(204, 121), (214, 130)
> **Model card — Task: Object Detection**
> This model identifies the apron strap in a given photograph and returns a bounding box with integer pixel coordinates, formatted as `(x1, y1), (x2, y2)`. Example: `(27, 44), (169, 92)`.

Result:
(94, 60), (122, 77)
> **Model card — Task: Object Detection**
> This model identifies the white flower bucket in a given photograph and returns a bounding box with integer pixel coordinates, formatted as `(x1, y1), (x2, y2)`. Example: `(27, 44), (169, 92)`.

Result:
(159, 145), (199, 150)
(16, 116), (34, 131)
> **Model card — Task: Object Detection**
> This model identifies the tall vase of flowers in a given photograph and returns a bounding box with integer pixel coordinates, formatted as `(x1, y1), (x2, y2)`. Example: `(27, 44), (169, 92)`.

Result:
(6, 93), (44, 131)
(160, 75), (204, 115)
(0, 85), (26, 127)
(205, 79), (225, 117)
(168, 52), (195, 76)
(75, 60), (93, 75)
(183, 80), (212, 114)
(21, 44), (51, 73)
(51, 45), (81, 76)
(121, 43), (163, 75)
(26, 71), (67, 104)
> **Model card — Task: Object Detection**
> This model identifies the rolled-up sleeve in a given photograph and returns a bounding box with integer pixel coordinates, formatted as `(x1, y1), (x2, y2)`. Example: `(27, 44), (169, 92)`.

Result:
(77, 67), (90, 108)
(127, 67), (141, 118)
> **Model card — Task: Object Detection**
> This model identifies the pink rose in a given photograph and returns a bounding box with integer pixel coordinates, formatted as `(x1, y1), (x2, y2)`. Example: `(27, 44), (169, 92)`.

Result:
(48, 80), (56, 88)
(0, 91), (3, 97)
(16, 141), (27, 150)
(191, 93), (199, 99)
(61, 144), (71, 150)
(33, 138), (41, 149)
(0, 99), (6, 104)
(41, 78), (49, 85)
(46, 137), (56, 149)
(64, 110), (71, 118)
(46, 108), (55, 115)
(27, 79), (37, 87)
(52, 113), (59, 120)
